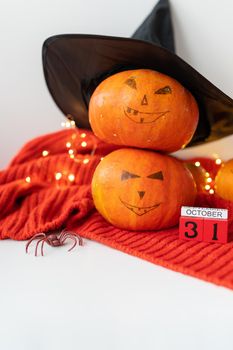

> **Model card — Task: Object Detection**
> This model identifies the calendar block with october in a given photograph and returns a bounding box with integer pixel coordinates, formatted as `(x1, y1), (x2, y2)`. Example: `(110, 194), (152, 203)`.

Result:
(179, 206), (229, 244)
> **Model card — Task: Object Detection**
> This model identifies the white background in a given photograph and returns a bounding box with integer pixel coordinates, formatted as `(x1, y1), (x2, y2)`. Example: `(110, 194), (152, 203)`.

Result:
(1, 1), (233, 349)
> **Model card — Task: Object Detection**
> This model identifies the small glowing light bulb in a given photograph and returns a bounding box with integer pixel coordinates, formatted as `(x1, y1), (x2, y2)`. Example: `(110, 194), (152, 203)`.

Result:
(207, 177), (212, 183)
(68, 149), (74, 155)
(68, 174), (75, 182)
(65, 121), (71, 128)
(205, 184), (211, 190)
(70, 154), (75, 159)
(83, 158), (89, 164)
(205, 172), (210, 178)
(55, 172), (62, 180)
(25, 176), (31, 183)
(80, 133), (86, 138)
(195, 161), (200, 167)
(66, 142), (71, 148)
(81, 141), (87, 147)
(209, 189), (215, 194)
(42, 150), (49, 157)
(100, 157), (104, 161)
(61, 122), (66, 127)
(70, 120), (75, 126)
(215, 158), (222, 165)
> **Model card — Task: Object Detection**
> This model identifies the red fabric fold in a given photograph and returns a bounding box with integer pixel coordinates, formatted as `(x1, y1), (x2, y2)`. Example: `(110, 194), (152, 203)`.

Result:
(1, 129), (233, 290)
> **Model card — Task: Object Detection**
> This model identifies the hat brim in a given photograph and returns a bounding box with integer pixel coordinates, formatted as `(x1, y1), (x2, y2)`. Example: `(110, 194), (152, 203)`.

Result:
(42, 34), (233, 146)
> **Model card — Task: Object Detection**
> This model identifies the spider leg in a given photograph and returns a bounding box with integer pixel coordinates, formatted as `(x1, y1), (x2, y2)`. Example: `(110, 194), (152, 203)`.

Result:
(26, 233), (46, 254)
(61, 229), (83, 247)
(61, 235), (78, 252)
(59, 229), (68, 241)
(35, 238), (45, 257)
(41, 239), (46, 256)
(77, 235), (83, 247)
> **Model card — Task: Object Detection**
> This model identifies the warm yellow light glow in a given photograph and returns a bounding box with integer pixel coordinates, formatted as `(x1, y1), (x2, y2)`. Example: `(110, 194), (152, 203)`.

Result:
(207, 177), (212, 183)
(68, 149), (74, 155)
(209, 189), (215, 194)
(205, 172), (210, 178)
(66, 142), (71, 148)
(215, 158), (222, 165)
(25, 176), (31, 183)
(42, 150), (49, 157)
(70, 154), (75, 159)
(205, 184), (211, 190)
(81, 141), (87, 147)
(80, 133), (86, 138)
(194, 161), (201, 167)
(100, 157), (104, 161)
(68, 174), (75, 182)
(62, 119), (75, 128)
(83, 158), (89, 164)
(55, 172), (62, 180)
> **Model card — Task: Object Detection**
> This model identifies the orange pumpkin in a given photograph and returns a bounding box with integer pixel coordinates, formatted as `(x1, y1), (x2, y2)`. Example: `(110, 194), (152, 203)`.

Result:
(89, 69), (199, 152)
(92, 148), (197, 231)
(215, 159), (233, 201)
(185, 162), (207, 193)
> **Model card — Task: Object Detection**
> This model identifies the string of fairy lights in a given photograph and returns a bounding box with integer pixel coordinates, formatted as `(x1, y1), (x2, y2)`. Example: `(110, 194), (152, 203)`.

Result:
(24, 117), (222, 194)
(194, 158), (222, 194)
(24, 118), (99, 185)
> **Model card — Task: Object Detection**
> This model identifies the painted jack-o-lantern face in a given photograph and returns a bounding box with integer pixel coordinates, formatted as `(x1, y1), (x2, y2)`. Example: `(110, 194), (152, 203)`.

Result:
(123, 78), (171, 124)
(92, 149), (196, 231)
(89, 69), (199, 152)
(215, 159), (233, 201)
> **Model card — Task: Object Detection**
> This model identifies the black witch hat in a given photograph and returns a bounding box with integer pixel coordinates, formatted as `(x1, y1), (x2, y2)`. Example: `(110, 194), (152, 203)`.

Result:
(42, 0), (233, 146)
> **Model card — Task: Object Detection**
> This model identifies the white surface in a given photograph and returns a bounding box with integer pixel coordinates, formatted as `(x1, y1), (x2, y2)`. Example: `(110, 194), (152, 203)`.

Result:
(1, 239), (233, 350)
(0, 0), (233, 168)
(1, 1), (233, 349)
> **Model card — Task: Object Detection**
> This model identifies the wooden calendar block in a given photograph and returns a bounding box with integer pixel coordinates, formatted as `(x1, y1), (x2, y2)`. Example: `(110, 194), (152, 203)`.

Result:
(179, 216), (204, 241)
(203, 219), (228, 243)
(179, 206), (229, 244)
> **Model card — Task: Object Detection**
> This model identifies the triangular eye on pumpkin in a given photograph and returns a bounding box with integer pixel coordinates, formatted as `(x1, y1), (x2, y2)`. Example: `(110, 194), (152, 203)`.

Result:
(147, 171), (164, 180)
(154, 86), (172, 94)
(125, 77), (137, 89)
(121, 170), (140, 181)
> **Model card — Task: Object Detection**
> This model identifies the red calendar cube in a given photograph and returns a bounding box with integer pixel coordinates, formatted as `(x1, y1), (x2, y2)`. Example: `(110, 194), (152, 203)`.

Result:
(203, 218), (228, 243)
(179, 216), (204, 241)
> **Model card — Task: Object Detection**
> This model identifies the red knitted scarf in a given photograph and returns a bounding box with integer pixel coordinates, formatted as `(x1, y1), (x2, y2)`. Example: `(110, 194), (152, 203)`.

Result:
(1, 129), (233, 289)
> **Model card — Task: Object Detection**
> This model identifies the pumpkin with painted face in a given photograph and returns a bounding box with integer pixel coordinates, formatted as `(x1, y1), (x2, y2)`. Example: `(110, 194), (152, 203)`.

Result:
(89, 69), (199, 152)
(92, 148), (197, 231)
(215, 159), (233, 201)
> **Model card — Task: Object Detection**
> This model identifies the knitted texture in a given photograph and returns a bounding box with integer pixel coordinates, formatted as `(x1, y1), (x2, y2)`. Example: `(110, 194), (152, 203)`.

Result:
(1, 129), (233, 289)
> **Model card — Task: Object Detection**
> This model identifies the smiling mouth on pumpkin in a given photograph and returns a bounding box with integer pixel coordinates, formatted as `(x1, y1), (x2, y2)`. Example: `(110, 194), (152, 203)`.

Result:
(123, 107), (169, 124)
(119, 197), (161, 216)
